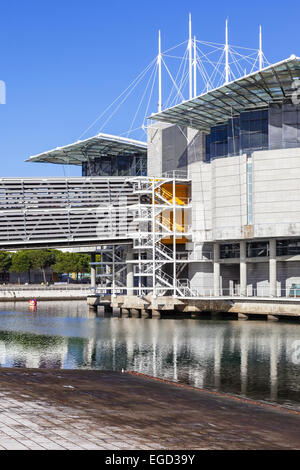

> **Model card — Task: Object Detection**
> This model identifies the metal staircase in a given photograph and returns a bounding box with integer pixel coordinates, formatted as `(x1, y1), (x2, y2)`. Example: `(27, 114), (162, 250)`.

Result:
(128, 175), (195, 298)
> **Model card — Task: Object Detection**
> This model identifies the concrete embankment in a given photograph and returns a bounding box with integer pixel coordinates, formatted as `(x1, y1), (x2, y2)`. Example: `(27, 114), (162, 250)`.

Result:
(88, 294), (300, 321)
(0, 368), (299, 450)
(0, 287), (92, 302)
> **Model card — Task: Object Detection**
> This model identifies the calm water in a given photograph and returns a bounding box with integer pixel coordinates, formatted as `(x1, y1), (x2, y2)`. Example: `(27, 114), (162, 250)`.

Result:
(0, 301), (299, 410)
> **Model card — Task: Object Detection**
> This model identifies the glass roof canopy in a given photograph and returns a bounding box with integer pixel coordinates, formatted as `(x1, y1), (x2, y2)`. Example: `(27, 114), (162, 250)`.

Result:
(150, 56), (300, 133)
(27, 133), (147, 166)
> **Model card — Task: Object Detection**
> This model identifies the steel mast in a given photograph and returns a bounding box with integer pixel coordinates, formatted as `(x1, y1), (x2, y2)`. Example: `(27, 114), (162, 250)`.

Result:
(158, 30), (162, 113)
(225, 19), (230, 84)
(189, 13), (193, 100)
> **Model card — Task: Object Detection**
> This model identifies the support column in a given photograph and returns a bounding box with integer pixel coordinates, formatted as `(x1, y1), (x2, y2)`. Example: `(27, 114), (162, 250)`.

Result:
(90, 253), (96, 289)
(269, 239), (277, 297)
(240, 241), (247, 296)
(214, 244), (221, 297)
(127, 247), (134, 296)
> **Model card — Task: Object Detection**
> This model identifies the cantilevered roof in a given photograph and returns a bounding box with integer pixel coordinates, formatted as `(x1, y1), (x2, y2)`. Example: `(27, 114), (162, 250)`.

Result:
(150, 56), (300, 132)
(27, 133), (147, 165)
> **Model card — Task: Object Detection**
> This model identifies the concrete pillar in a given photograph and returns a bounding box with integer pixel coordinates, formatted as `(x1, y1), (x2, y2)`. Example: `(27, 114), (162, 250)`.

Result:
(240, 241), (247, 296)
(104, 305), (113, 316)
(121, 308), (131, 318)
(130, 309), (141, 318)
(90, 253), (96, 289)
(213, 244), (221, 297)
(127, 247), (134, 295)
(140, 309), (149, 318)
(269, 239), (277, 297)
(238, 313), (249, 321)
(151, 310), (161, 318)
(268, 314), (279, 322)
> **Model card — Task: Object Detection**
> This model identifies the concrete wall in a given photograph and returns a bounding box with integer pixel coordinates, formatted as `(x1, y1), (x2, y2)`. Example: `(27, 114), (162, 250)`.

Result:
(220, 264), (240, 294)
(253, 147), (300, 238)
(147, 122), (164, 177)
(247, 262), (269, 296)
(187, 146), (300, 243)
(0, 289), (91, 302)
(189, 263), (214, 291)
(148, 122), (188, 177)
(212, 155), (248, 241)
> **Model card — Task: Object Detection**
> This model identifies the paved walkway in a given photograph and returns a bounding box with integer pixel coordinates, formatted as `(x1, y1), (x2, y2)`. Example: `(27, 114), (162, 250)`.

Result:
(0, 368), (299, 450)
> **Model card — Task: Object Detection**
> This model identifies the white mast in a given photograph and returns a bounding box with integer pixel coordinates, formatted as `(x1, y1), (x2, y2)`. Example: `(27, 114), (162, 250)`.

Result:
(225, 18), (230, 84)
(189, 13), (193, 100)
(259, 25), (263, 71)
(158, 30), (162, 113)
(193, 36), (197, 98)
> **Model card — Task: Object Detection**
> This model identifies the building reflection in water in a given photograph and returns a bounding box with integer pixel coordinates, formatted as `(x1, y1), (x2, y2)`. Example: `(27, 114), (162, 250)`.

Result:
(0, 303), (299, 409)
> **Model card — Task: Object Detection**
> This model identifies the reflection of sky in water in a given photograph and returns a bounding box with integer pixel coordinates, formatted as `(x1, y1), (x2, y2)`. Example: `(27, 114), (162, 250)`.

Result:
(0, 301), (299, 410)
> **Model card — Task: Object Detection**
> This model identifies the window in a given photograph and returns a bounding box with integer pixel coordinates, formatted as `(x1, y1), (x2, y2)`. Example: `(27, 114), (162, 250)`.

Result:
(247, 242), (269, 258)
(220, 244), (240, 259)
(100, 157), (112, 176)
(205, 109), (269, 161)
(277, 239), (300, 257)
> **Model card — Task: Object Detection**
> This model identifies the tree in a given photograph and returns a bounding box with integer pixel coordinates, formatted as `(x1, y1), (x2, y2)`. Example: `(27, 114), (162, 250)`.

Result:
(10, 251), (32, 284)
(0, 252), (12, 273)
(0, 252), (12, 282)
(52, 252), (91, 282)
(30, 249), (58, 284)
(74, 254), (90, 278)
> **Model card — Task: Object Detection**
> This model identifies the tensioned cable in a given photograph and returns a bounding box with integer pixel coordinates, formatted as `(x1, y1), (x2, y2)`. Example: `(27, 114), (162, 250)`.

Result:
(77, 34), (270, 142)
(78, 57), (156, 139)
(161, 57), (186, 102)
(164, 47), (189, 108)
(142, 62), (159, 128)
(127, 61), (158, 137)
(98, 59), (157, 133)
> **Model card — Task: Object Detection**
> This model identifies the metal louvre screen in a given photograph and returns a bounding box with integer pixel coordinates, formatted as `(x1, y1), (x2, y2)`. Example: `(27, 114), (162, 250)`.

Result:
(0, 178), (139, 248)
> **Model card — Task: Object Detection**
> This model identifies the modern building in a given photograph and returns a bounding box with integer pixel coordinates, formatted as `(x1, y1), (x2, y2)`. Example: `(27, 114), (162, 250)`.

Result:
(14, 55), (300, 298)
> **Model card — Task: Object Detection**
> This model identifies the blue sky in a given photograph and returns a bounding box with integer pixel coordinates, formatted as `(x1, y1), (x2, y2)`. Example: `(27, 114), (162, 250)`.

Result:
(0, 0), (300, 177)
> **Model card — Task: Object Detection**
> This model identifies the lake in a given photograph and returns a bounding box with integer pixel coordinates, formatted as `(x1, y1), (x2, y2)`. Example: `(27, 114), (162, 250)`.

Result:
(0, 301), (299, 410)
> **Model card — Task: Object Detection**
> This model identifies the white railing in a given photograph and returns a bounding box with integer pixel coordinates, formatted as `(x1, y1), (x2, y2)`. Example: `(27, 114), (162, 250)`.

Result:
(183, 287), (300, 299)
(176, 251), (213, 261)
(0, 285), (94, 292)
(162, 170), (189, 179)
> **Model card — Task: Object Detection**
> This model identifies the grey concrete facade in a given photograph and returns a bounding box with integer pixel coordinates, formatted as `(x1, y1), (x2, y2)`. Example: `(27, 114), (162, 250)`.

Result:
(148, 120), (300, 298)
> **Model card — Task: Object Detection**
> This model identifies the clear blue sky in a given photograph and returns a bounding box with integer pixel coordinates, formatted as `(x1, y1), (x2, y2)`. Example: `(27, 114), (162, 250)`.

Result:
(0, 0), (299, 177)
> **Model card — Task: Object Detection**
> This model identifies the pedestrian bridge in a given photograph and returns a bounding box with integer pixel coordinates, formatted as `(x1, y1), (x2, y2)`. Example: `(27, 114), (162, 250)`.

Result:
(0, 177), (139, 250)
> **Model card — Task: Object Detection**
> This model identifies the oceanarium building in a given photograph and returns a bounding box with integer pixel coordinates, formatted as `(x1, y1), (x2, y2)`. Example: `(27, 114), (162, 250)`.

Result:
(24, 55), (300, 298)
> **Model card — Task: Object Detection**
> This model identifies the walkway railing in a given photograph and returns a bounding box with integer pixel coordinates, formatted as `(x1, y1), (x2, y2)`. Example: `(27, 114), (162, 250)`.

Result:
(186, 287), (300, 299)
(0, 285), (94, 292)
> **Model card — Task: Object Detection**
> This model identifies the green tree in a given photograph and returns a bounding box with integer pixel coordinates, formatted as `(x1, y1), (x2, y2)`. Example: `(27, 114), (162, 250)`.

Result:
(30, 249), (58, 284)
(10, 251), (32, 284)
(0, 252), (12, 282)
(74, 253), (91, 278)
(52, 252), (91, 282)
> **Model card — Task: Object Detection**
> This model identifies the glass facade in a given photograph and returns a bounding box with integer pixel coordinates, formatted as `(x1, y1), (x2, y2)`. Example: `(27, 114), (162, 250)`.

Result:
(82, 154), (147, 177)
(247, 242), (269, 258)
(277, 239), (300, 257)
(206, 103), (300, 162)
(269, 103), (300, 150)
(219, 240), (300, 260)
(220, 244), (240, 259)
(206, 110), (268, 162)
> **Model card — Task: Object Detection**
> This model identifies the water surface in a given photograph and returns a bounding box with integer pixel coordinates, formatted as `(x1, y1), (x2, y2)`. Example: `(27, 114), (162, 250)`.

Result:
(0, 301), (299, 410)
